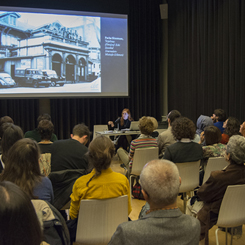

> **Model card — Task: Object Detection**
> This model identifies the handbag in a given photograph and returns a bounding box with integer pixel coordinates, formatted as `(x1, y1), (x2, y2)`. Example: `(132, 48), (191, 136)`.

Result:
(132, 180), (145, 200)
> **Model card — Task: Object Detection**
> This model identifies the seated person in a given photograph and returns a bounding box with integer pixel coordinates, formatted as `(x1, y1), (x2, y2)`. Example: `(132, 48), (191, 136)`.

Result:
(0, 116), (14, 154)
(108, 108), (133, 150)
(0, 138), (54, 204)
(163, 117), (203, 163)
(68, 135), (131, 242)
(158, 110), (181, 158)
(197, 135), (245, 243)
(211, 109), (226, 134)
(25, 113), (58, 142)
(196, 115), (213, 136)
(240, 121), (245, 137)
(50, 123), (91, 172)
(109, 159), (201, 245)
(220, 117), (240, 144)
(0, 181), (42, 245)
(0, 123), (23, 173)
(38, 119), (54, 153)
(117, 116), (158, 174)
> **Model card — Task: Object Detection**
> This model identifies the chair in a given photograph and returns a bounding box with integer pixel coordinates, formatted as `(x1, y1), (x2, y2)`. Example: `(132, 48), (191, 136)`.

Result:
(93, 125), (109, 140)
(129, 147), (159, 197)
(175, 161), (200, 213)
(76, 195), (128, 245)
(215, 185), (245, 245)
(202, 157), (228, 184)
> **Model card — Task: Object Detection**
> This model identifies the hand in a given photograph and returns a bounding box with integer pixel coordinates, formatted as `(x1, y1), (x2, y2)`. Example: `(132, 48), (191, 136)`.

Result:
(108, 121), (114, 127)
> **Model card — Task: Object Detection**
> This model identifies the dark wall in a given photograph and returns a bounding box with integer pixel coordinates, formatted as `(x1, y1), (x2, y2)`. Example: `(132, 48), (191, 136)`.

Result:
(0, 0), (163, 139)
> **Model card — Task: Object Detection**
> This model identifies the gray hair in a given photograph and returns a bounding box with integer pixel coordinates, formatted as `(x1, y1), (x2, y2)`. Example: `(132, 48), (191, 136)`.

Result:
(226, 135), (245, 165)
(140, 159), (180, 206)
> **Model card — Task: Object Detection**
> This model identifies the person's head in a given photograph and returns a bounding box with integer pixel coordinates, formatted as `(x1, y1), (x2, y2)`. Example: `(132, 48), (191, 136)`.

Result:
(0, 138), (42, 198)
(167, 110), (181, 126)
(212, 109), (226, 122)
(226, 135), (245, 165)
(224, 117), (240, 137)
(37, 113), (51, 124)
(86, 136), (115, 186)
(1, 124), (23, 163)
(0, 116), (14, 138)
(240, 121), (245, 137)
(120, 108), (133, 126)
(204, 126), (222, 145)
(196, 115), (213, 135)
(140, 159), (180, 207)
(0, 181), (42, 245)
(38, 119), (54, 141)
(71, 123), (91, 145)
(172, 117), (196, 140)
(138, 116), (157, 135)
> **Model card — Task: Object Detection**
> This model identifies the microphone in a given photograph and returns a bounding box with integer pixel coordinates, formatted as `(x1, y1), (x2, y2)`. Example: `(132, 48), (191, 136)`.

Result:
(114, 117), (120, 124)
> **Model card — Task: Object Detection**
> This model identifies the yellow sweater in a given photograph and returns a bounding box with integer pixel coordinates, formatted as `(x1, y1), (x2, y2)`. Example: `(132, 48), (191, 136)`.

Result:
(69, 167), (132, 219)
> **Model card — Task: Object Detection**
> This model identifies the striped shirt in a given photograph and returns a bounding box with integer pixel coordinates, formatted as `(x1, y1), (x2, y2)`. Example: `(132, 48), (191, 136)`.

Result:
(129, 135), (158, 167)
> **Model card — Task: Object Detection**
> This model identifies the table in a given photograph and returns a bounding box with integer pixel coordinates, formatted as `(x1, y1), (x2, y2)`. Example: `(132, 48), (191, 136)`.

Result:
(95, 130), (141, 137)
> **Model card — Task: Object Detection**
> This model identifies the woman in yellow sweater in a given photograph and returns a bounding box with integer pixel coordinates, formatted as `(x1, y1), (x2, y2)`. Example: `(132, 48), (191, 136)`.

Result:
(68, 135), (131, 242)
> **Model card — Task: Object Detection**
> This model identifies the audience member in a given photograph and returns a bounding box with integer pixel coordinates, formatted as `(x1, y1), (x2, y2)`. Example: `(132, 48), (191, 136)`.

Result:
(0, 181), (42, 245)
(51, 123), (91, 172)
(0, 116), (14, 154)
(109, 159), (200, 245)
(240, 121), (245, 137)
(38, 119), (54, 153)
(0, 123), (23, 173)
(211, 109), (226, 133)
(117, 116), (158, 174)
(196, 115), (213, 136)
(163, 117), (203, 163)
(25, 113), (58, 142)
(197, 135), (245, 243)
(220, 117), (240, 144)
(158, 110), (181, 158)
(0, 138), (54, 203)
(68, 135), (131, 242)
(108, 108), (133, 150)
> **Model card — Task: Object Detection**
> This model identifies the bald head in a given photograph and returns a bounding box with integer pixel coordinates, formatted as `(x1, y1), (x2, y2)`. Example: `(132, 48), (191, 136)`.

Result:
(140, 159), (180, 206)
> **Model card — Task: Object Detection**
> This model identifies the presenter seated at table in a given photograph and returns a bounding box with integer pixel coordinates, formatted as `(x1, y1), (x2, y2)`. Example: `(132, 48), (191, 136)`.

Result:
(108, 108), (133, 150)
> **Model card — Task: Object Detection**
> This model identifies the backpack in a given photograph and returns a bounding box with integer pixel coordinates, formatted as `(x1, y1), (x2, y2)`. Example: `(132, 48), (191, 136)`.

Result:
(32, 200), (70, 245)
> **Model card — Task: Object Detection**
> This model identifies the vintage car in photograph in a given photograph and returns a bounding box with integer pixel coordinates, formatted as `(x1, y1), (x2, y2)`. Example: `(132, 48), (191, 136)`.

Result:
(0, 73), (16, 88)
(42, 70), (65, 87)
(15, 68), (51, 88)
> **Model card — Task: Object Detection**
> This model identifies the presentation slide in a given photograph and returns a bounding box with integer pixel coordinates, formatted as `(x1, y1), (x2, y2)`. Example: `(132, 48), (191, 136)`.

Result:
(0, 6), (128, 98)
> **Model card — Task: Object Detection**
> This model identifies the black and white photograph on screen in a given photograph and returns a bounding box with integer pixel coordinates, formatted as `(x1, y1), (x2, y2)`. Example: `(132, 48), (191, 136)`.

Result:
(0, 10), (101, 95)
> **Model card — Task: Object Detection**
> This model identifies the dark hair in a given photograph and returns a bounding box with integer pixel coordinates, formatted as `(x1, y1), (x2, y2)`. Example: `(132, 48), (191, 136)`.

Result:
(0, 181), (42, 245)
(204, 126), (222, 145)
(167, 110), (181, 125)
(38, 119), (54, 141)
(0, 116), (14, 138)
(73, 123), (91, 142)
(0, 138), (42, 198)
(1, 124), (24, 163)
(120, 108), (133, 126)
(86, 135), (115, 186)
(139, 116), (156, 135)
(37, 113), (51, 124)
(214, 109), (226, 122)
(224, 117), (240, 137)
(171, 117), (196, 140)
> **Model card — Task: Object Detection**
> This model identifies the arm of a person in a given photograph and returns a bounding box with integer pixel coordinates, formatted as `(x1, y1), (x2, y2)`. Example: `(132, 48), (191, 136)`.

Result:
(69, 180), (82, 220)
(108, 225), (126, 245)
(128, 142), (135, 161)
(157, 134), (165, 155)
(197, 172), (221, 202)
(124, 178), (132, 214)
(163, 147), (171, 161)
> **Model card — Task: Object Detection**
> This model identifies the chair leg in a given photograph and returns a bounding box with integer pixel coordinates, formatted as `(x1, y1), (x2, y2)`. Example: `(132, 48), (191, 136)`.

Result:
(225, 228), (228, 245)
(215, 227), (220, 245)
(230, 227), (233, 245)
(183, 192), (187, 214)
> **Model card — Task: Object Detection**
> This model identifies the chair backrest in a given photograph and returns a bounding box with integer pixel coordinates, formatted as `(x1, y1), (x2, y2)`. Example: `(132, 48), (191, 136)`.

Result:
(202, 157), (228, 184)
(175, 161), (200, 193)
(76, 195), (128, 245)
(131, 147), (159, 176)
(93, 125), (109, 139)
(216, 185), (245, 227)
